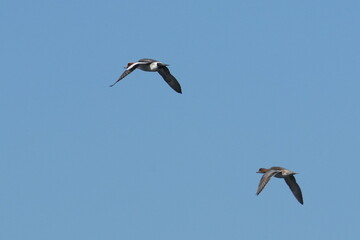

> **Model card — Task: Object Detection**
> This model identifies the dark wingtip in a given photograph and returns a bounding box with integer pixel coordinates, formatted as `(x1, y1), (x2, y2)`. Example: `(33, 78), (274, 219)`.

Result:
(172, 88), (182, 94)
(176, 87), (182, 94)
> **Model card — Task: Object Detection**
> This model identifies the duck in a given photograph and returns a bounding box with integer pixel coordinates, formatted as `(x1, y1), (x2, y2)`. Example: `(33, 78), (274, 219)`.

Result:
(256, 167), (304, 204)
(110, 58), (182, 94)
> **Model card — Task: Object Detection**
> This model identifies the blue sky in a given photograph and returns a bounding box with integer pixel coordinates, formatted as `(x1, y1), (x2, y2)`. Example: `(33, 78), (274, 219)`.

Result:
(1, 0), (360, 239)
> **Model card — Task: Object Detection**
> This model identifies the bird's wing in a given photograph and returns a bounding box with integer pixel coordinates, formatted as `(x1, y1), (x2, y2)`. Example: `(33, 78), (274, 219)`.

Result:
(256, 170), (279, 195)
(109, 62), (143, 87)
(157, 67), (182, 94)
(284, 176), (304, 204)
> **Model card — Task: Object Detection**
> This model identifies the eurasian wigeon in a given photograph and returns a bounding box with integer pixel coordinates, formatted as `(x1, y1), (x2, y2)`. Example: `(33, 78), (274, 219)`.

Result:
(110, 58), (182, 94)
(256, 167), (304, 204)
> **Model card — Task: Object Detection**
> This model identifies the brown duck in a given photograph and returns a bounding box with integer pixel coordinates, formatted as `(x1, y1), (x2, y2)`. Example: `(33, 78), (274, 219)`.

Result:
(256, 167), (304, 204)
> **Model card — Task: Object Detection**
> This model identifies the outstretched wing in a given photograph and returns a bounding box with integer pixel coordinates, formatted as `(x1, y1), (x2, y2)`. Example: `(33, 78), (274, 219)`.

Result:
(256, 170), (279, 195)
(284, 176), (304, 204)
(109, 63), (140, 87)
(158, 67), (182, 94)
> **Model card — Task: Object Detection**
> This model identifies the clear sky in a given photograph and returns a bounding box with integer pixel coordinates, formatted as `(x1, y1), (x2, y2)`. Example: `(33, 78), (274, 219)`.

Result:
(1, 0), (360, 239)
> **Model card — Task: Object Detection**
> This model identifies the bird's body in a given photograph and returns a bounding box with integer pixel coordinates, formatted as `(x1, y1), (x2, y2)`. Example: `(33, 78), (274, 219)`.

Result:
(256, 167), (304, 204)
(110, 58), (182, 94)
(136, 59), (162, 72)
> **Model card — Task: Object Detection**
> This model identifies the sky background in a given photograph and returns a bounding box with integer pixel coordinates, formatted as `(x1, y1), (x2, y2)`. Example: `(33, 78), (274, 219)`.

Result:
(1, 0), (360, 239)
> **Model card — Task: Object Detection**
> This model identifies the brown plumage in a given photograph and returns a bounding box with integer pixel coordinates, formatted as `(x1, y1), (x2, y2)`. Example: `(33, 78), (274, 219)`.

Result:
(256, 167), (304, 205)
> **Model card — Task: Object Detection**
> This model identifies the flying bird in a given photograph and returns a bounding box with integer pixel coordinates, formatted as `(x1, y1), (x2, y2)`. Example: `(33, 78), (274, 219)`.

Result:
(256, 167), (304, 204)
(110, 58), (182, 94)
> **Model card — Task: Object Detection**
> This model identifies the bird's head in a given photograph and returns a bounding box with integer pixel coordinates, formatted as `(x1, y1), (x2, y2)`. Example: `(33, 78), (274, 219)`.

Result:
(125, 62), (134, 69)
(256, 168), (268, 173)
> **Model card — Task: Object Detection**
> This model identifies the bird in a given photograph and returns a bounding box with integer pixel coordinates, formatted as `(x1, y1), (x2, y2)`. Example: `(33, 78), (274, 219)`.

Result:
(256, 167), (304, 204)
(110, 58), (182, 94)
